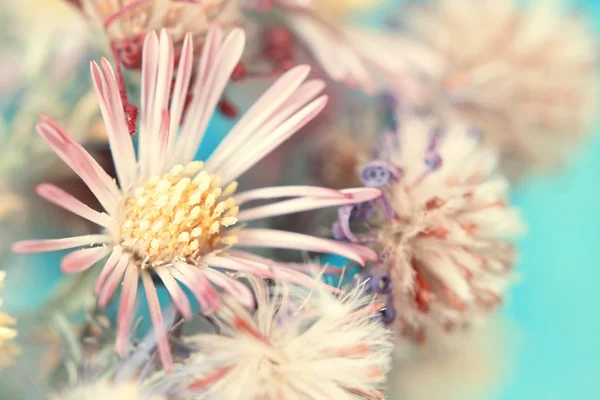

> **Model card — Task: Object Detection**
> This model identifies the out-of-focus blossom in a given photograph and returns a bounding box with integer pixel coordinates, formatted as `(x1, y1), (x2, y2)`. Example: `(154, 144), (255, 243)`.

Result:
(245, 0), (442, 95)
(0, 271), (19, 367)
(2, 0), (92, 89)
(180, 277), (393, 399)
(12, 26), (380, 372)
(403, 0), (599, 176)
(388, 318), (522, 400)
(78, 0), (245, 69)
(38, 310), (190, 400)
(334, 117), (525, 343)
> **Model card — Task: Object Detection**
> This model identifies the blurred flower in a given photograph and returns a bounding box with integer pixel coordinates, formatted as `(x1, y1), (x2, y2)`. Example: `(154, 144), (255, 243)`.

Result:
(2, 0), (92, 89)
(246, 0), (441, 94)
(13, 26), (380, 371)
(403, 0), (599, 177)
(334, 117), (525, 343)
(40, 309), (190, 400)
(181, 277), (393, 399)
(78, 0), (244, 69)
(0, 270), (19, 367)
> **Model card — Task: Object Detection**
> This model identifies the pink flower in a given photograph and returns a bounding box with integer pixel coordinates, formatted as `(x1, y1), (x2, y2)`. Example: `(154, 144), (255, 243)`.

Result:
(81, 0), (244, 68)
(248, 0), (442, 95)
(12, 26), (380, 371)
(338, 117), (525, 343)
(404, 0), (599, 176)
(181, 277), (393, 400)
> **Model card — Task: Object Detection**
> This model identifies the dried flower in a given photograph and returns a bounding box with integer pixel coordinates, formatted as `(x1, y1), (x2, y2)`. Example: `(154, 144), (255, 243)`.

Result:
(0, 270), (19, 367)
(181, 277), (393, 399)
(404, 0), (599, 176)
(81, 0), (244, 69)
(13, 26), (380, 371)
(45, 310), (188, 400)
(248, 0), (439, 94)
(334, 117), (525, 342)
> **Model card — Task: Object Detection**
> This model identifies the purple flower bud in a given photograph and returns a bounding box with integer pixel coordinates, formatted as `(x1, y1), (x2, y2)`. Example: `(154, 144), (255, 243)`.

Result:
(380, 301), (397, 325)
(369, 274), (393, 294)
(361, 163), (392, 187)
(424, 152), (442, 171)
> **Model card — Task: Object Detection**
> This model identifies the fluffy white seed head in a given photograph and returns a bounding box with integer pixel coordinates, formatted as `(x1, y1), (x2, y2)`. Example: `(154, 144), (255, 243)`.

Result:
(181, 277), (393, 400)
(370, 117), (525, 342)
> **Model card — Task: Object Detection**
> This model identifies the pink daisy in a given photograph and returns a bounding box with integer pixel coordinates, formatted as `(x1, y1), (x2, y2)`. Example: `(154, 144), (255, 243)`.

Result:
(12, 25), (380, 371)
(247, 0), (442, 95)
(79, 0), (243, 68)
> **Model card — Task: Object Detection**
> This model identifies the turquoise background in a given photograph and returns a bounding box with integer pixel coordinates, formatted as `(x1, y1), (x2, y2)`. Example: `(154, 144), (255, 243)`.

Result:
(2, 0), (600, 398)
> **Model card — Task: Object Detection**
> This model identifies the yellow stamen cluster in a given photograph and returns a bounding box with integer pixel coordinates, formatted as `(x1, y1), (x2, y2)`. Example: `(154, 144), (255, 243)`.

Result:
(120, 163), (238, 266)
(0, 270), (19, 368)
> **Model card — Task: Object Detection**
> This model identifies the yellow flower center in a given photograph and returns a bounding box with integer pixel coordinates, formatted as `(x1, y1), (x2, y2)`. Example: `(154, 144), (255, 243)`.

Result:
(120, 163), (238, 266)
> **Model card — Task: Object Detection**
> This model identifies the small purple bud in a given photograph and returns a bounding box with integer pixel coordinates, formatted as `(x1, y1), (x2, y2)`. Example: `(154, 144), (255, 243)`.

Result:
(380, 301), (397, 325)
(361, 163), (392, 187)
(369, 274), (393, 294)
(424, 152), (442, 171)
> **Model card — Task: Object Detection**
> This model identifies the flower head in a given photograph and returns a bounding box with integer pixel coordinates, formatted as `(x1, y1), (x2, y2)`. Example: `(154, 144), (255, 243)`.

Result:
(249, 0), (438, 94)
(44, 309), (188, 400)
(0, 270), (19, 367)
(335, 117), (525, 342)
(13, 26), (380, 371)
(405, 0), (599, 176)
(181, 277), (393, 399)
(81, 0), (244, 69)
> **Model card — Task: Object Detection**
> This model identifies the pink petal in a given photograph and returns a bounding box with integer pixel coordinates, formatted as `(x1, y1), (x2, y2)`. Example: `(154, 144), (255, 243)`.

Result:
(139, 31), (160, 177)
(207, 252), (342, 294)
(238, 187), (382, 221)
(206, 64), (312, 173)
(98, 254), (129, 308)
(216, 79), (325, 173)
(219, 95), (328, 184)
(236, 229), (368, 266)
(154, 109), (171, 175)
(12, 235), (110, 254)
(94, 246), (123, 295)
(202, 268), (255, 308)
(141, 271), (174, 372)
(36, 184), (113, 227)
(61, 246), (111, 274)
(173, 262), (221, 314)
(338, 242), (378, 263)
(90, 59), (137, 187)
(176, 26), (246, 164)
(168, 32), (194, 150)
(156, 267), (192, 320)
(116, 264), (139, 356)
(233, 186), (346, 205)
(285, 14), (375, 92)
(36, 119), (118, 213)
(149, 29), (175, 174)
